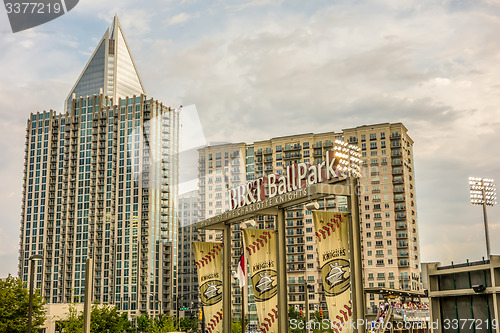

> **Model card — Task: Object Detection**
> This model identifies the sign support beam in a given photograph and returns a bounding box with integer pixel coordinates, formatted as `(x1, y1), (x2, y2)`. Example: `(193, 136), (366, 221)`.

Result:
(349, 177), (365, 333)
(223, 224), (232, 332)
(276, 208), (288, 331)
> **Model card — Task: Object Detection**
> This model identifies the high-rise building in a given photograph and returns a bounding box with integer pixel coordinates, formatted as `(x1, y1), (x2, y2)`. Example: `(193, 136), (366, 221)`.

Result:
(197, 143), (255, 322)
(177, 190), (201, 317)
(18, 17), (179, 317)
(64, 15), (145, 112)
(196, 123), (421, 318)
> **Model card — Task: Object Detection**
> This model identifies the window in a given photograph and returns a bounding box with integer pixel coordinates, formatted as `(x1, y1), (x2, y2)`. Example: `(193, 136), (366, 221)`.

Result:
(370, 133), (377, 140)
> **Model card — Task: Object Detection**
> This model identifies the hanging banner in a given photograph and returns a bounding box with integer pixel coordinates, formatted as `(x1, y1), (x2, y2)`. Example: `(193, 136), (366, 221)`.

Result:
(313, 211), (353, 331)
(243, 229), (279, 333)
(193, 242), (223, 333)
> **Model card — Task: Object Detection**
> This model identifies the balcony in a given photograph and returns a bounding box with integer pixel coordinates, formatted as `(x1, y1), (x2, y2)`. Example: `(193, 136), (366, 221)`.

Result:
(394, 195), (405, 202)
(397, 251), (409, 258)
(284, 144), (301, 151)
(396, 223), (407, 230)
(284, 153), (302, 160)
(393, 186), (404, 193)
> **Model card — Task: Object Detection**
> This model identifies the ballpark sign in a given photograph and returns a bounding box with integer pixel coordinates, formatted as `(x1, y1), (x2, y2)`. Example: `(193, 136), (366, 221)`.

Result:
(229, 145), (362, 211)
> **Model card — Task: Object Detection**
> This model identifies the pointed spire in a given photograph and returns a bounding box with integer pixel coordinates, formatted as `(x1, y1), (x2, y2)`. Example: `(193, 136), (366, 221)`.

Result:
(110, 14), (118, 39)
(65, 15), (146, 111)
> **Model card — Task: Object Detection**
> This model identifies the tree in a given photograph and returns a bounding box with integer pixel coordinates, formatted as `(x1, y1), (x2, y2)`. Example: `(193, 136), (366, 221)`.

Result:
(0, 274), (46, 333)
(58, 303), (130, 332)
(90, 304), (131, 332)
(231, 321), (242, 333)
(179, 316), (198, 331)
(58, 304), (82, 333)
(137, 312), (150, 332)
(149, 314), (177, 332)
(288, 306), (305, 333)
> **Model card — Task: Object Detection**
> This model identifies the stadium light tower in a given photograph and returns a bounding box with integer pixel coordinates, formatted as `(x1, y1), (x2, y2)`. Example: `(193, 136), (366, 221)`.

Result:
(469, 177), (497, 260)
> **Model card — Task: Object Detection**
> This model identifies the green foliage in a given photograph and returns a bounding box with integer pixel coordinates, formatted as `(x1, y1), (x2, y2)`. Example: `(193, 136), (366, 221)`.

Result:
(149, 313), (177, 332)
(231, 321), (242, 333)
(59, 303), (130, 332)
(58, 304), (83, 333)
(137, 312), (150, 332)
(90, 304), (131, 332)
(288, 306), (304, 333)
(179, 316), (198, 331)
(0, 274), (46, 333)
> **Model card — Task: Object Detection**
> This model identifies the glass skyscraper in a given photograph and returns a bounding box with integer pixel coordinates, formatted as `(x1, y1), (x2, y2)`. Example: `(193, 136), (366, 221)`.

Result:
(18, 16), (179, 317)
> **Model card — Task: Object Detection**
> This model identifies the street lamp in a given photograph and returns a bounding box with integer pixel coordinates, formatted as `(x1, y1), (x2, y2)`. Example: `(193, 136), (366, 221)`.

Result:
(176, 291), (199, 330)
(28, 254), (43, 333)
(469, 177), (497, 260)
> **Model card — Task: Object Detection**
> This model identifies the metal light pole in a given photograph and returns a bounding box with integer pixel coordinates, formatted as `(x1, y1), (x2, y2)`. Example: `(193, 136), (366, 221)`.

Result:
(177, 292), (199, 331)
(28, 254), (43, 333)
(469, 177), (497, 260)
(83, 257), (93, 333)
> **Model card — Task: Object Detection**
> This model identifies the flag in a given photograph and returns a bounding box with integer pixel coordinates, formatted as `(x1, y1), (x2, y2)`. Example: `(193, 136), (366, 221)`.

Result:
(193, 242), (224, 333)
(237, 253), (246, 288)
(243, 229), (278, 333)
(313, 211), (352, 333)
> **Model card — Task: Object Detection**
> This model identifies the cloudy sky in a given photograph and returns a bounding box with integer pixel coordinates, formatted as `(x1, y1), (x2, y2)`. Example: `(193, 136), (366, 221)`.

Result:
(1, 0), (500, 277)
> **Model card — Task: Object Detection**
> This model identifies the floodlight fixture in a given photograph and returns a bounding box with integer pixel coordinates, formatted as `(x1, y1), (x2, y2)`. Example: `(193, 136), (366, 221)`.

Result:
(243, 219), (256, 228)
(305, 202), (320, 211)
(469, 177), (497, 260)
(469, 177), (497, 206)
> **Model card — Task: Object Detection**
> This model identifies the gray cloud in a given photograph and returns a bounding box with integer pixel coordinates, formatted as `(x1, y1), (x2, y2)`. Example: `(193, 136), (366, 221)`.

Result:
(1, 0), (500, 276)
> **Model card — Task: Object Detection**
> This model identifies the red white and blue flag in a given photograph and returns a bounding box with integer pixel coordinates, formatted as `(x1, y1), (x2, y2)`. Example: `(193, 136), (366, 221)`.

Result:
(237, 253), (246, 288)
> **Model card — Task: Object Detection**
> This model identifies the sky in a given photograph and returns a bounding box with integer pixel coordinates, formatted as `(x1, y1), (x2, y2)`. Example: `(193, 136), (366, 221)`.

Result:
(1, 0), (500, 277)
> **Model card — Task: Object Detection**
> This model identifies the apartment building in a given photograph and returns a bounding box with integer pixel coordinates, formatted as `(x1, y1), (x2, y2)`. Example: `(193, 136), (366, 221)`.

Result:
(197, 143), (251, 321)
(197, 123), (421, 317)
(178, 190), (201, 317)
(18, 16), (179, 317)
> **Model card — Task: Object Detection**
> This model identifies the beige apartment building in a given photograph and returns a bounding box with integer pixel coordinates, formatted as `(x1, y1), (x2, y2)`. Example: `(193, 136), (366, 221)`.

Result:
(197, 122), (421, 318)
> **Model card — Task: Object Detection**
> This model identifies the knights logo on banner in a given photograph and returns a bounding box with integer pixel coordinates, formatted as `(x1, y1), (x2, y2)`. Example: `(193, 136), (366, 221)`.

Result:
(193, 242), (223, 333)
(313, 212), (353, 331)
(243, 229), (279, 333)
